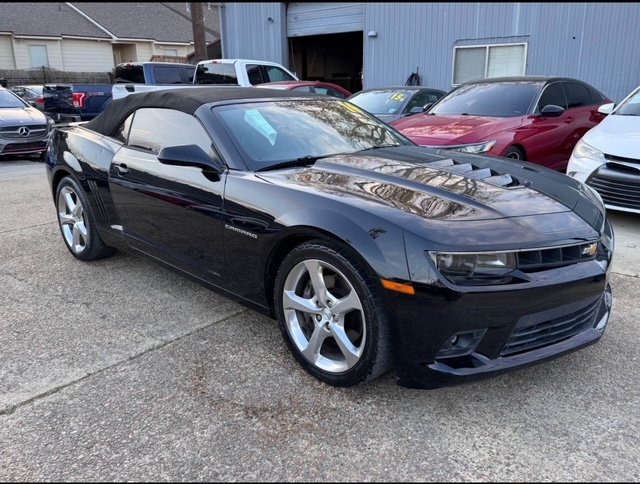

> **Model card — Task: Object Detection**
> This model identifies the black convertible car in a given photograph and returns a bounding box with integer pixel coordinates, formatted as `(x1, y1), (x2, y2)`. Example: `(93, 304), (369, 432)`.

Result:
(45, 87), (614, 389)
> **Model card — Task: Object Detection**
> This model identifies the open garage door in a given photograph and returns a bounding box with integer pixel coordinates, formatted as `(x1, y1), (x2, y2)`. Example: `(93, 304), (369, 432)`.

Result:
(287, 3), (364, 94)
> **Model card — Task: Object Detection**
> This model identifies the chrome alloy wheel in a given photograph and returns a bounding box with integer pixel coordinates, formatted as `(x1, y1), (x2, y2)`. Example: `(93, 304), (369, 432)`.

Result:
(57, 185), (88, 254)
(282, 259), (366, 373)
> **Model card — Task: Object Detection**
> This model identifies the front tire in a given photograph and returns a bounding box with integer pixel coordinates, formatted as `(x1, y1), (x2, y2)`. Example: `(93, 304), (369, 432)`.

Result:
(55, 176), (116, 261)
(274, 240), (392, 386)
(503, 146), (525, 160)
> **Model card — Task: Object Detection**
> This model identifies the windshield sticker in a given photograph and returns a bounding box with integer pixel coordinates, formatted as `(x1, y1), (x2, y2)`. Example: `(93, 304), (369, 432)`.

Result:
(390, 93), (406, 102)
(244, 110), (277, 145)
(339, 101), (359, 113)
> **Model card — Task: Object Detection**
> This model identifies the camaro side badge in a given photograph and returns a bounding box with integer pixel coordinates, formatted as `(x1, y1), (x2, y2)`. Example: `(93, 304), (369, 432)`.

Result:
(225, 224), (258, 239)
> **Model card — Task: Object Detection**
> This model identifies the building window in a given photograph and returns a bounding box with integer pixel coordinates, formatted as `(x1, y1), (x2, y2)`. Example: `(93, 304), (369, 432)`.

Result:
(164, 49), (178, 57)
(453, 43), (527, 85)
(29, 45), (49, 68)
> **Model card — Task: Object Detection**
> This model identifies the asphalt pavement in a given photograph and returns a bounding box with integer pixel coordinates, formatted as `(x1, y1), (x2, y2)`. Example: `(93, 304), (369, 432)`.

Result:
(1, 158), (639, 481)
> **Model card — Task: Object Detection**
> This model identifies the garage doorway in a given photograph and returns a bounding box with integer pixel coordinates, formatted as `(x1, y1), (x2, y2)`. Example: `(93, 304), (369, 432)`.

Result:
(288, 31), (363, 95)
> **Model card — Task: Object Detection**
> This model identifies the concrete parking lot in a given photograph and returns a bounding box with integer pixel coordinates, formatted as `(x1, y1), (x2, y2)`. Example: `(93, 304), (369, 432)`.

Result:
(1, 157), (639, 481)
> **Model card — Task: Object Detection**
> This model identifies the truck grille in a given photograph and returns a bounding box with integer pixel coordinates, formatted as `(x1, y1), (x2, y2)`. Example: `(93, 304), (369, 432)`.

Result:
(587, 163), (640, 211)
(0, 125), (48, 139)
(501, 298), (601, 356)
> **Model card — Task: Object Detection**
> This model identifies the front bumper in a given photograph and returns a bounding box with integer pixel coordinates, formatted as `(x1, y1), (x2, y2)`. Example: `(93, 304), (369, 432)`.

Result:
(0, 135), (49, 155)
(385, 223), (614, 389)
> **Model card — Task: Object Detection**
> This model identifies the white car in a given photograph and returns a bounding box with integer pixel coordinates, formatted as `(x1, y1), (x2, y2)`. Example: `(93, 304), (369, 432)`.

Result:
(193, 59), (298, 86)
(567, 84), (640, 214)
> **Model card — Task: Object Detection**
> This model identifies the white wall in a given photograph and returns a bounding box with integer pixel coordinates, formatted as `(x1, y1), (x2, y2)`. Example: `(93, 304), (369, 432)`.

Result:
(152, 43), (190, 57)
(134, 42), (154, 62)
(12, 38), (63, 69)
(61, 39), (114, 72)
(0, 35), (16, 69)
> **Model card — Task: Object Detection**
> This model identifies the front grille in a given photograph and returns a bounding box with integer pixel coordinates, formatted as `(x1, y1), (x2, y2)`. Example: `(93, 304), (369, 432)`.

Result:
(501, 298), (601, 356)
(605, 153), (640, 164)
(1, 141), (47, 153)
(0, 125), (47, 139)
(516, 242), (597, 271)
(587, 165), (640, 211)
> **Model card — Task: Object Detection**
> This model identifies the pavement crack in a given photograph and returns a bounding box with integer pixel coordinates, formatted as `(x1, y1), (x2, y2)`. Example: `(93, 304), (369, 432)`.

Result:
(0, 221), (56, 235)
(0, 308), (248, 417)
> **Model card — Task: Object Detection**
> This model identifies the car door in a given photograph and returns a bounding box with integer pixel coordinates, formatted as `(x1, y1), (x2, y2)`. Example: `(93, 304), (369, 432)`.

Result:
(524, 81), (573, 170)
(108, 107), (227, 281)
(563, 81), (606, 155)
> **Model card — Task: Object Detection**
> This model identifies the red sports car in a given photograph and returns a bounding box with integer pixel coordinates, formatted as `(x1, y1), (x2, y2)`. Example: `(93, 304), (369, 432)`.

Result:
(255, 80), (352, 99)
(390, 76), (612, 171)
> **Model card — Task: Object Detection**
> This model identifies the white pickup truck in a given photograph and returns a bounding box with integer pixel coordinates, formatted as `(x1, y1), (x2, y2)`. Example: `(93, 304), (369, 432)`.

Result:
(193, 58), (298, 85)
(112, 59), (298, 100)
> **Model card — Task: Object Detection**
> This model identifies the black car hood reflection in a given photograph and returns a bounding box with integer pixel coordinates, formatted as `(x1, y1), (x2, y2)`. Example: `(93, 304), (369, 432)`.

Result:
(257, 146), (601, 245)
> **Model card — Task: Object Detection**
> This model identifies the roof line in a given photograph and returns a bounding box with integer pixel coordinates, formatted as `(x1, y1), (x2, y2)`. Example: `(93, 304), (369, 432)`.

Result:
(66, 2), (117, 40)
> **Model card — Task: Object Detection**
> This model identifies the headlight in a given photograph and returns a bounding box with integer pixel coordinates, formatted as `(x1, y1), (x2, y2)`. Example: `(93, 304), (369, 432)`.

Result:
(429, 251), (516, 284)
(572, 139), (604, 164)
(444, 140), (497, 154)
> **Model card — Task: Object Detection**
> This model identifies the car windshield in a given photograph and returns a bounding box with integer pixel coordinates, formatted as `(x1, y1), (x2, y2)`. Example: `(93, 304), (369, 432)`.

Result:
(214, 98), (412, 170)
(0, 90), (27, 108)
(429, 81), (544, 117)
(615, 87), (640, 116)
(348, 90), (414, 115)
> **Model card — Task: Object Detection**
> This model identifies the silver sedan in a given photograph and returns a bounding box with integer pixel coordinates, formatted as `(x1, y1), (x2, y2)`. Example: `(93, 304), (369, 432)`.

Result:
(0, 87), (53, 160)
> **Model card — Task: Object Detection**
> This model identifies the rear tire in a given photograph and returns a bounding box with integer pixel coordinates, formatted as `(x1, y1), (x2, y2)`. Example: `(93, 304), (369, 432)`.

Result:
(55, 176), (116, 261)
(274, 240), (393, 387)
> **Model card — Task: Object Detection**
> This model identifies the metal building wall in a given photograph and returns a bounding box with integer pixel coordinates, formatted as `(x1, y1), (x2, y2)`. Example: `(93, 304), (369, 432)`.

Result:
(220, 2), (288, 66)
(220, 2), (640, 102)
(364, 2), (640, 102)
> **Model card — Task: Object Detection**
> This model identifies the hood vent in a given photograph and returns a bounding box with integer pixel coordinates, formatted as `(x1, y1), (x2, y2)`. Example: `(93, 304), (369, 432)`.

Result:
(426, 158), (521, 188)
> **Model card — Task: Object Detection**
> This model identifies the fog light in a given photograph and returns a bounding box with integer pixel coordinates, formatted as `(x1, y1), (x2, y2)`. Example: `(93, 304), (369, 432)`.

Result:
(436, 329), (487, 359)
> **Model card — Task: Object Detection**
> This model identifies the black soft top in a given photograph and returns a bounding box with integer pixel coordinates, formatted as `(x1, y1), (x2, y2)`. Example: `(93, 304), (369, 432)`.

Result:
(84, 86), (313, 137)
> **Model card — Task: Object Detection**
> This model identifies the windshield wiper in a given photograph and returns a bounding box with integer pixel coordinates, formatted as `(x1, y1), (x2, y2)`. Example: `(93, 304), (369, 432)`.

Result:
(256, 154), (336, 172)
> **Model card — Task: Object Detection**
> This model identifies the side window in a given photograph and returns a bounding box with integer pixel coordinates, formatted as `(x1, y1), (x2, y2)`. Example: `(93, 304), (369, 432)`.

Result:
(265, 66), (295, 82)
(153, 66), (182, 84)
(127, 108), (213, 156)
(537, 83), (567, 111)
(182, 67), (195, 83)
(113, 113), (134, 144)
(246, 64), (264, 85)
(564, 82), (593, 109)
(588, 87), (607, 104)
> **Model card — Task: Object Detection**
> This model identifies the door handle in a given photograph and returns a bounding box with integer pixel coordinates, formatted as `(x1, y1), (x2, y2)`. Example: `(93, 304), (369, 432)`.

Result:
(115, 163), (129, 175)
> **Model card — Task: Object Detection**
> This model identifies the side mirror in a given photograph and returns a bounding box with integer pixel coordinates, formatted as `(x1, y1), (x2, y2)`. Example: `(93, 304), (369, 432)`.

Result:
(598, 102), (615, 115)
(539, 104), (565, 117)
(157, 144), (224, 174)
(408, 106), (425, 115)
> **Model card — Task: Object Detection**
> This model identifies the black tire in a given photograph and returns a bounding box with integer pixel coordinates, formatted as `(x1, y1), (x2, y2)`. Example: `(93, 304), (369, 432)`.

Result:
(274, 239), (393, 387)
(55, 176), (116, 261)
(503, 146), (525, 160)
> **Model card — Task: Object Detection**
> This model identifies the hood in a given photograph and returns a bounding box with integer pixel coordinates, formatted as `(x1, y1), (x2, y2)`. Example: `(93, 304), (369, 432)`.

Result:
(390, 114), (522, 145)
(583, 114), (640, 160)
(0, 107), (47, 125)
(258, 146), (601, 248)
